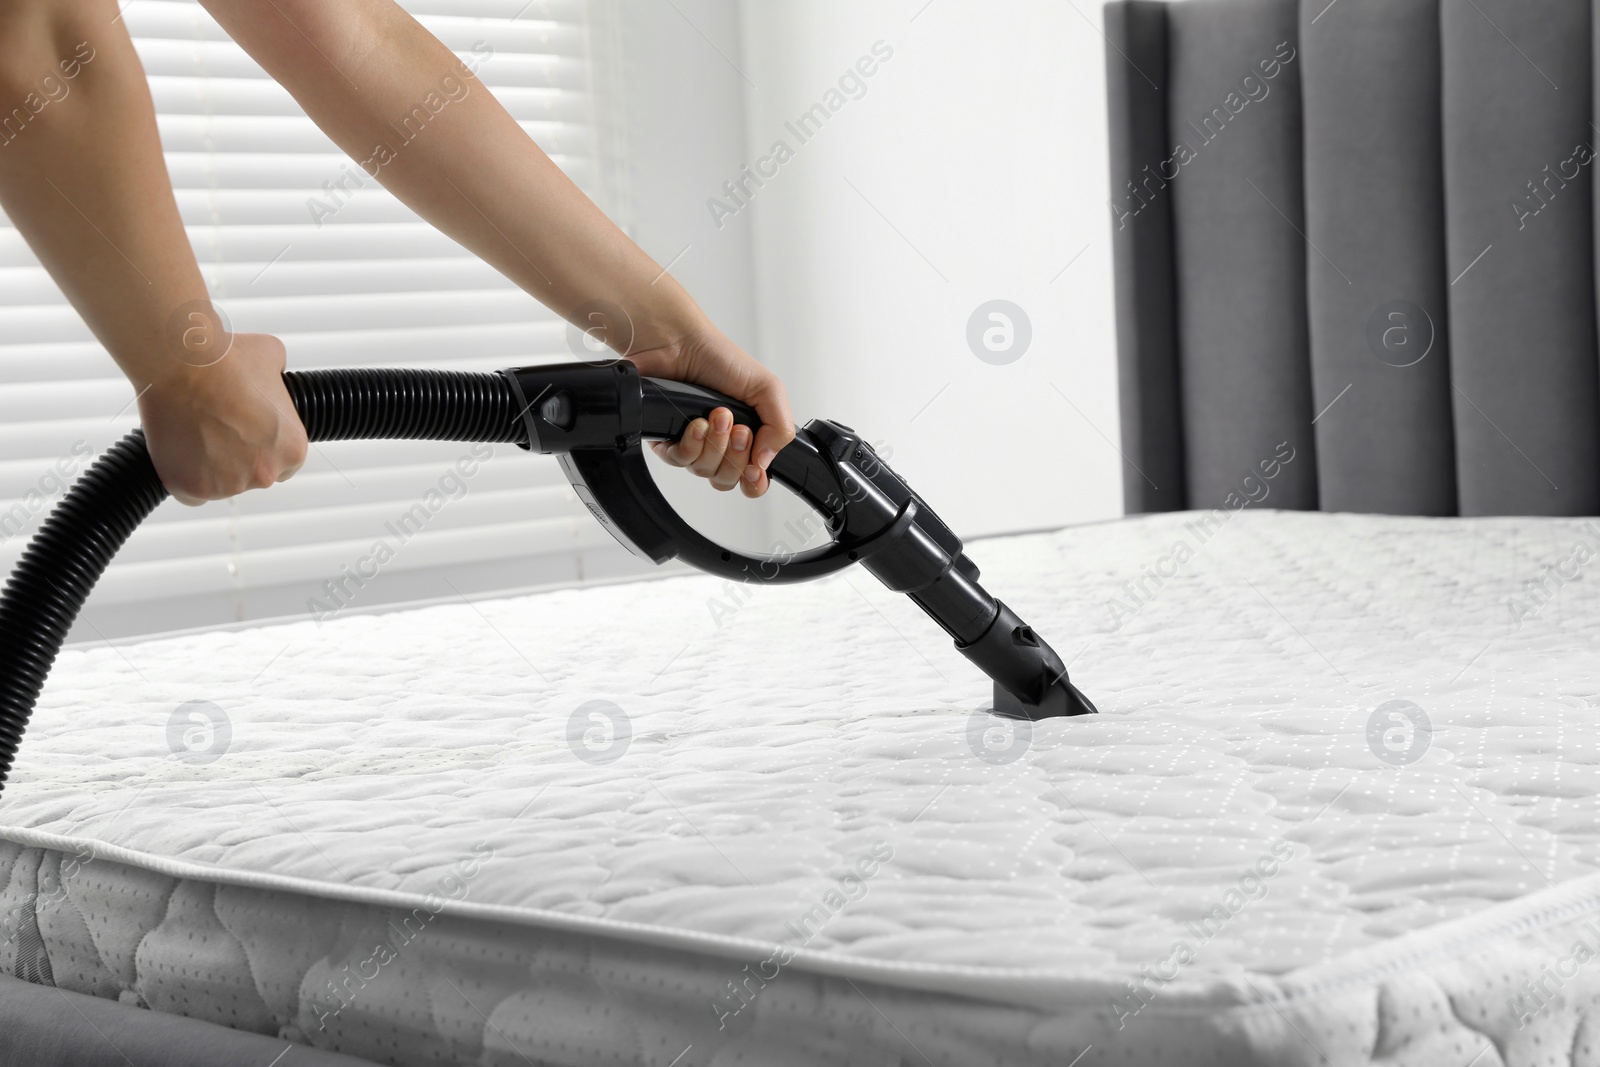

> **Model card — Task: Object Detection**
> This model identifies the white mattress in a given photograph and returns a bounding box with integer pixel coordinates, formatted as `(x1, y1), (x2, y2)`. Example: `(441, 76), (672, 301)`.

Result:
(2, 509), (1599, 1067)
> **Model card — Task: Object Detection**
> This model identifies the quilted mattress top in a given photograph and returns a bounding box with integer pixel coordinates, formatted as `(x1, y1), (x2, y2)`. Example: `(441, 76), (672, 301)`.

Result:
(2, 509), (1599, 1014)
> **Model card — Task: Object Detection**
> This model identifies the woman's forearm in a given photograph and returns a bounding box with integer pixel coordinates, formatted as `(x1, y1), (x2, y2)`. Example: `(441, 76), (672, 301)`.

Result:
(0, 0), (216, 390)
(0, 0), (307, 505)
(201, 0), (707, 352)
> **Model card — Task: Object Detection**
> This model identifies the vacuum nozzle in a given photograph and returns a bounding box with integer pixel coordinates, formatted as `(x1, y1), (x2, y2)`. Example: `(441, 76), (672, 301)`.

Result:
(958, 601), (1098, 720)
(993, 671), (1099, 720)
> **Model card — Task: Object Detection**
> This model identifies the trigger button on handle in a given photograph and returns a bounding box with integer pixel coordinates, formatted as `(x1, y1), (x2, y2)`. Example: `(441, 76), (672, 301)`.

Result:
(540, 392), (575, 430)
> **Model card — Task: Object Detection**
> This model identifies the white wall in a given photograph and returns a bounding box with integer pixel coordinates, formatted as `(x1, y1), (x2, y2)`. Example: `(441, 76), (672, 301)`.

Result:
(603, 0), (773, 552)
(734, 0), (1124, 537)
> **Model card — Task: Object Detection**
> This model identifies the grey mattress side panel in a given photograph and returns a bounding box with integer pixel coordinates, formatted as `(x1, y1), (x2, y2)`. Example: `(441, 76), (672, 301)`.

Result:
(0, 840), (381, 1066)
(1166, 0), (1319, 511)
(6, 836), (1600, 1065)
(1299, 0), (1458, 515)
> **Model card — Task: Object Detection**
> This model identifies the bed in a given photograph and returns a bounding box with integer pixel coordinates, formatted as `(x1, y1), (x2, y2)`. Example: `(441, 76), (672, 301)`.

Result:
(3, 508), (1598, 1066)
(6, 0), (1600, 1062)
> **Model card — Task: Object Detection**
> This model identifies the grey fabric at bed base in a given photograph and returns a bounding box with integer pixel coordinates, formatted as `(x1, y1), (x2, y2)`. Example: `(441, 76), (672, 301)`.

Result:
(1105, 0), (1600, 517)
(0, 973), (383, 1067)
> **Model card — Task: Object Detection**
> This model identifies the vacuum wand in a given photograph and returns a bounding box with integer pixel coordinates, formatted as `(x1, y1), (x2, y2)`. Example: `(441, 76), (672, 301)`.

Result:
(502, 361), (1097, 720)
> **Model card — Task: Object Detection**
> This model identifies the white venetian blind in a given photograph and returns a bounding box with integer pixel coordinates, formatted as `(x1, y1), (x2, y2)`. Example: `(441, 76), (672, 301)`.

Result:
(0, 0), (650, 640)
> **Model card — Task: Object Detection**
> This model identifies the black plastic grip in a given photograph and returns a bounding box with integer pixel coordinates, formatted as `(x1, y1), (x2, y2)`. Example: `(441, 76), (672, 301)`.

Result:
(639, 377), (762, 439)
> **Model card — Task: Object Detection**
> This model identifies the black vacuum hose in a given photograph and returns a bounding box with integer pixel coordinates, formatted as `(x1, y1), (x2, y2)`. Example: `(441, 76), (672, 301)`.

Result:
(0, 368), (528, 788)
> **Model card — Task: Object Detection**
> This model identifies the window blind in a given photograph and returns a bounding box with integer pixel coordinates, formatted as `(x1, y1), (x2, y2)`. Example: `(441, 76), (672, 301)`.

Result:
(0, 0), (649, 640)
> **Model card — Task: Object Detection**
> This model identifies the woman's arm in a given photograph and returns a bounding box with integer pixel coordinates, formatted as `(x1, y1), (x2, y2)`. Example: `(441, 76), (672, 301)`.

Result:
(0, 0), (306, 504)
(200, 0), (793, 495)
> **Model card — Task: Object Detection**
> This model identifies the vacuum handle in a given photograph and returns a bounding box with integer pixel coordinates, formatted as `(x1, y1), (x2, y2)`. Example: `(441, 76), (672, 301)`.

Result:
(637, 375), (977, 582)
(638, 377), (763, 440)
(626, 372), (977, 583)
(636, 377), (858, 534)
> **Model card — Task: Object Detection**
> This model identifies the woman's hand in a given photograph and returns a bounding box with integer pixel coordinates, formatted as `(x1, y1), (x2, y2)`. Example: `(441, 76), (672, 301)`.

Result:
(137, 332), (309, 506)
(627, 325), (795, 498)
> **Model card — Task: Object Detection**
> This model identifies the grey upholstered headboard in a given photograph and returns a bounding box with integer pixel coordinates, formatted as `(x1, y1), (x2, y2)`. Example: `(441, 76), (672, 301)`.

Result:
(1105, 0), (1600, 516)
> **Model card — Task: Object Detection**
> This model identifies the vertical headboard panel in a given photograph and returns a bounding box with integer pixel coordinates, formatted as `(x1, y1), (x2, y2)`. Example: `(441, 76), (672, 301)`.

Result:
(1440, 0), (1600, 515)
(1165, 0), (1319, 511)
(1105, 0), (1600, 516)
(1105, 2), (1187, 512)
(1299, 0), (1457, 515)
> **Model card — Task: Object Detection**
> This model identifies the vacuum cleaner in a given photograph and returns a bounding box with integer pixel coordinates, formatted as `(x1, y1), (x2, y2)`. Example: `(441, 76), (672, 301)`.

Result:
(0, 361), (1095, 787)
